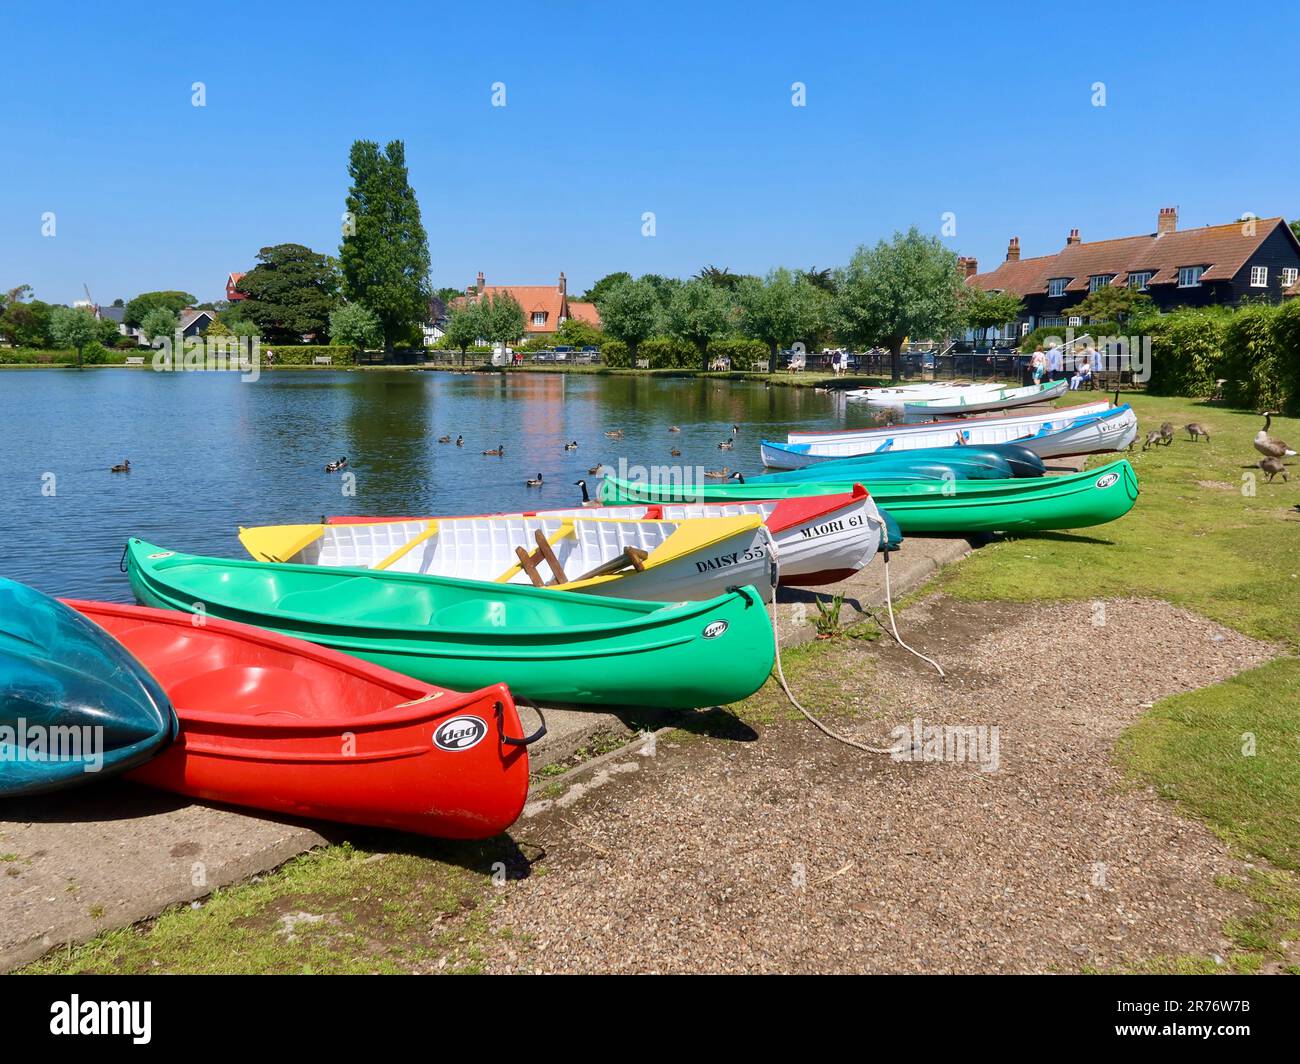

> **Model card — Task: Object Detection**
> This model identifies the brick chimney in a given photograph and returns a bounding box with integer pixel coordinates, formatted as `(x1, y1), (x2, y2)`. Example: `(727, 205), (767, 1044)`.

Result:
(1066, 228), (1081, 246)
(1006, 237), (1020, 262)
(957, 256), (979, 279)
(476, 270), (485, 293)
(558, 271), (566, 296)
(1157, 207), (1178, 235)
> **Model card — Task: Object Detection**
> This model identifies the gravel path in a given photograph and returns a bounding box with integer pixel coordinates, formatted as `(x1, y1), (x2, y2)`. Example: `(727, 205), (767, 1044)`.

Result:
(468, 596), (1275, 974)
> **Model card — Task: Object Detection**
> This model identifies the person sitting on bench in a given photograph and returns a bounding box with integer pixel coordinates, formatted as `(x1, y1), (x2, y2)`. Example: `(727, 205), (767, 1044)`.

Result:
(1070, 350), (1093, 390)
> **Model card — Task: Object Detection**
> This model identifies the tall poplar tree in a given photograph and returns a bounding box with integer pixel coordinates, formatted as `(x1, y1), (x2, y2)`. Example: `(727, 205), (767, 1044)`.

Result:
(339, 140), (432, 354)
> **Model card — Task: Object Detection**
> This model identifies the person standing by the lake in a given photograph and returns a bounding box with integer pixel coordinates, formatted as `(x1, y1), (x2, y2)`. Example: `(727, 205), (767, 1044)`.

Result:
(1045, 341), (1063, 382)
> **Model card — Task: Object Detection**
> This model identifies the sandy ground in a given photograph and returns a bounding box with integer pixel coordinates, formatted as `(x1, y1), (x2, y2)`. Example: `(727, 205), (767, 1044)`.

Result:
(463, 596), (1275, 974)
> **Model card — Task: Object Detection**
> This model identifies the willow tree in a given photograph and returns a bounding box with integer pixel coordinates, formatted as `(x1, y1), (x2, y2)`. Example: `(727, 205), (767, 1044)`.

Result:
(834, 228), (964, 381)
(339, 140), (432, 354)
(737, 268), (823, 373)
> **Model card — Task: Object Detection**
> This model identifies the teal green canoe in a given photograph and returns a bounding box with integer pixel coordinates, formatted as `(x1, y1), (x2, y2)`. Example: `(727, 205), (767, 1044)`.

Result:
(599, 460), (1139, 535)
(124, 540), (775, 709)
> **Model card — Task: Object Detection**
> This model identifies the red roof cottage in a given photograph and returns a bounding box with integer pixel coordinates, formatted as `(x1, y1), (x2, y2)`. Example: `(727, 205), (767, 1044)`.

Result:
(454, 271), (601, 339)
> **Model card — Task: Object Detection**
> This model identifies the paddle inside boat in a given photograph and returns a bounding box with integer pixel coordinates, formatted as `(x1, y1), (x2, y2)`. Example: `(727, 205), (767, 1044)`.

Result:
(69, 600), (533, 838)
(124, 539), (777, 709)
(0, 578), (177, 797)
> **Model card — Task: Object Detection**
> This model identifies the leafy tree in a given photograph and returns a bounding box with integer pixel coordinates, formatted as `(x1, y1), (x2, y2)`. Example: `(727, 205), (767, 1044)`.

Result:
(668, 280), (735, 368)
(0, 290), (53, 348)
(800, 267), (836, 293)
(694, 265), (740, 290)
(233, 243), (340, 343)
(737, 268), (824, 373)
(1292, 220), (1300, 243)
(579, 272), (632, 305)
(339, 139), (432, 354)
(124, 290), (196, 329)
(479, 292), (525, 357)
(329, 302), (382, 358)
(139, 306), (180, 345)
(960, 287), (1025, 344)
(433, 286), (464, 304)
(441, 301), (483, 364)
(49, 306), (100, 368)
(0, 284), (33, 315)
(833, 228), (963, 381)
(554, 316), (604, 348)
(595, 277), (663, 360)
(1064, 283), (1152, 324)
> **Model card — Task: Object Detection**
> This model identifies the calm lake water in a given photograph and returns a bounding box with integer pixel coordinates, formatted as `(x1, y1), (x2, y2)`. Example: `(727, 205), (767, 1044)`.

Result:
(2, 369), (883, 601)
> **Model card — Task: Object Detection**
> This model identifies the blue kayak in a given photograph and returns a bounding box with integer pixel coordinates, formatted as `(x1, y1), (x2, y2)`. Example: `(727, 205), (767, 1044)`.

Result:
(0, 578), (177, 797)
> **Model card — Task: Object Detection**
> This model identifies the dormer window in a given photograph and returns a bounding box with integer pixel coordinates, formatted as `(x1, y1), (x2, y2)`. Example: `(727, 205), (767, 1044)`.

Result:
(1178, 266), (1205, 288)
(531, 311), (548, 326)
(1048, 278), (1070, 298)
(1128, 271), (1152, 291)
(1088, 274), (1116, 293)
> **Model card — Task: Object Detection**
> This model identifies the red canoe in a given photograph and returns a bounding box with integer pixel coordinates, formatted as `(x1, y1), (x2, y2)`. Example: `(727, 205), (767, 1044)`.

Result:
(66, 600), (538, 839)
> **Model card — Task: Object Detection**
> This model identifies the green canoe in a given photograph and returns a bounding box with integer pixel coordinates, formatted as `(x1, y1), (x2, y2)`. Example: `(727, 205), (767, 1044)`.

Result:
(124, 539), (775, 709)
(599, 460), (1139, 535)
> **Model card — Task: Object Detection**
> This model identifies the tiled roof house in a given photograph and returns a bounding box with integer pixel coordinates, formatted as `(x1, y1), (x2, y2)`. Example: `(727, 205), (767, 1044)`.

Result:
(964, 208), (1300, 335)
(454, 272), (602, 338)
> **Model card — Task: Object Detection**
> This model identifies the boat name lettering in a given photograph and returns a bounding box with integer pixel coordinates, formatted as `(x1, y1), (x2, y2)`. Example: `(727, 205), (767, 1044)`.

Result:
(694, 546), (764, 574)
(433, 715), (489, 752)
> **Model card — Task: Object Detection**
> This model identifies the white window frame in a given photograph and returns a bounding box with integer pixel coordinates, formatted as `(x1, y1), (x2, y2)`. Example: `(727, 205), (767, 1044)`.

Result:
(1128, 271), (1152, 291)
(1088, 274), (1115, 293)
(1178, 266), (1204, 288)
(1249, 266), (1269, 287)
(1048, 278), (1070, 298)
(1068, 316), (1083, 327)
(1282, 268), (1299, 288)
(531, 311), (547, 326)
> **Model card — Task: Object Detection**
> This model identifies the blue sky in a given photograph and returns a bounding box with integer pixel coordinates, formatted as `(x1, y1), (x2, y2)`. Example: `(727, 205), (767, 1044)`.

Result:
(4, 0), (1297, 305)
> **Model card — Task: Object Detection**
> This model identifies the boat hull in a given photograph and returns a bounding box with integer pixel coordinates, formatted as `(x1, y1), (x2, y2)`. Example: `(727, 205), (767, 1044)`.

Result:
(902, 379), (1069, 417)
(69, 600), (529, 839)
(124, 540), (776, 710)
(756, 443), (1044, 478)
(1, 579), (177, 797)
(599, 460), (1140, 535)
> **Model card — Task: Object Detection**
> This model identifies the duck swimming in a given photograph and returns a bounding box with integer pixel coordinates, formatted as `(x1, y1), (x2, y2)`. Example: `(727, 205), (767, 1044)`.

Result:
(482, 444), (504, 456)
(110, 459), (131, 473)
(526, 473), (544, 487)
(325, 457), (347, 473)
(703, 467), (731, 479)
(455, 435), (464, 446)
(587, 464), (603, 475)
(564, 440), (578, 451)
(438, 434), (451, 444)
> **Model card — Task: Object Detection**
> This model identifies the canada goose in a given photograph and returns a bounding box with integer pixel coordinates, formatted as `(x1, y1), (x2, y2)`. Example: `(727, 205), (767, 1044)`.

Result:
(564, 440), (578, 451)
(1258, 457), (1289, 482)
(526, 473), (543, 487)
(730, 471), (745, 483)
(1185, 423), (1210, 443)
(455, 435), (464, 447)
(1254, 413), (1296, 459)
(718, 439), (734, 450)
(1142, 429), (1163, 451)
(325, 457), (347, 472)
(573, 479), (599, 506)
(438, 434), (451, 444)
(668, 425), (680, 433)
(730, 424), (739, 436)
(482, 444), (504, 456)
(110, 459), (131, 473)
(703, 467), (731, 479)
(1159, 422), (1175, 445)
(670, 447), (681, 457)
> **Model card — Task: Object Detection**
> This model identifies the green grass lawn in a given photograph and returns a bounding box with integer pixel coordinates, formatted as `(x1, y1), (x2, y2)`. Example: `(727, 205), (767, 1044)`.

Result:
(944, 394), (1300, 649)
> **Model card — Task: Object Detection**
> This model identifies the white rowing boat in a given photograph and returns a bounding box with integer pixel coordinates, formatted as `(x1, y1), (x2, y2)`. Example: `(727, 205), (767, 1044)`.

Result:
(902, 379), (1068, 417)
(769, 401), (1113, 465)
(847, 381), (1005, 407)
(314, 488), (884, 588)
(240, 513), (778, 603)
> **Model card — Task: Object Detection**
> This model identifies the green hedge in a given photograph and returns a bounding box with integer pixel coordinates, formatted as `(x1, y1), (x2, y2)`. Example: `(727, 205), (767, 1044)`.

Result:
(1146, 308), (1228, 397)
(262, 344), (356, 365)
(0, 348), (131, 365)
(706, 337), (768, 368)
(601, 340), (630, 368)
(1016, 321), (1125, 354)
(1273, 301), (1300, 415)
(639, 336), (698, 369)
(1221, 303), (1286, 410)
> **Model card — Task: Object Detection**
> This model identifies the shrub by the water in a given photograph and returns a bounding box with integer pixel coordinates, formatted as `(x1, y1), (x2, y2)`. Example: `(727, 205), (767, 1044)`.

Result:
(1221, 303), (1287, 411)
(1145, 308), (1228, 397)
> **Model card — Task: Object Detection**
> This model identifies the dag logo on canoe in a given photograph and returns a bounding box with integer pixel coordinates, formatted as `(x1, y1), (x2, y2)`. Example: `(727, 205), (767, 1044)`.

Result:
(433, 716), (489, 752)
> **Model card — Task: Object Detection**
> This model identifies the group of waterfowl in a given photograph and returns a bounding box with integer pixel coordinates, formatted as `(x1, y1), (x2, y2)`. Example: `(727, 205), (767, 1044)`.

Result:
(437, 434), (465, 446)
(1138, 411), (1295, 484)
(324, 457), (347, 473)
